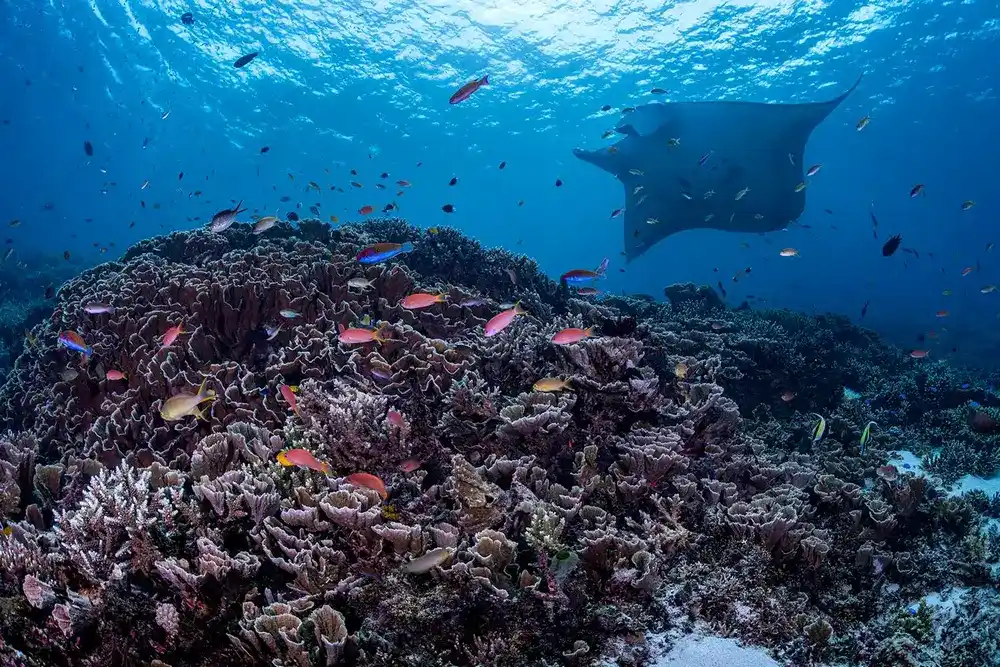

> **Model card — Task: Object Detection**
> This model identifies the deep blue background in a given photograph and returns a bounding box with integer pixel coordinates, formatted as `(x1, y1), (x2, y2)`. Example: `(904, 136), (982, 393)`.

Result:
(1, 0), (998, 366)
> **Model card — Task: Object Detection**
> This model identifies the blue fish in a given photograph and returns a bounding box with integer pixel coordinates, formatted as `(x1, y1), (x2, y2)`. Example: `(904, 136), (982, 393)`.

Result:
(929, 386), (937, 393)
(970, 400), (982, 408)
(961, 383), (970, 389)
(57, 330), (93, 357)
(356, 242), (414, 264)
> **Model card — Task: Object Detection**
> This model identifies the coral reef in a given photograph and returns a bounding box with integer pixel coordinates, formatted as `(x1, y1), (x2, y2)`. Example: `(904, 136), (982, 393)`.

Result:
(0, 220), (997, 666)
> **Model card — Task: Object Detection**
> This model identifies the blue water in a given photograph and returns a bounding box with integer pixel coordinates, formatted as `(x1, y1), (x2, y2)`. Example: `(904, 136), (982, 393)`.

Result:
(1, 1), (998, 365)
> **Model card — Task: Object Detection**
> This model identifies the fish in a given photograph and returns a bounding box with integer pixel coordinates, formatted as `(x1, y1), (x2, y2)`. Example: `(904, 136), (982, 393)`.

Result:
(106, 369), (127, 381)
(856, 115), (870, 131)
(358, 205), (375, 215)
(499, 161), (507, 169)
(982, 285), (997, 294)
(533, 378), (571, 392)
(484, 303), (527, 337)
(961, 200), (975, 211)
(779, 248), (799, 257)
(178, 172), (184, 180)
(805, 164), (822, 177)
(962, 266), (974, 277)
(276, 448), (330, 473)
(347, 277), (374, 290)
(561, 258), (609, 284)
(83, 140), (93, 156)
(210, 200), (248, 232)
(356, 242), (414, 264)
(577, 287), (600, 296)
(551, 327), (595, 345)
(279, 309), (301, 319)
(449, 75), (489, 104)
(400, 458), (422, 473)
(882, 234), (902, 257)
(141, 180), (150, 190)
(264, 324), (282, 340)
(58, 330), (93, 359)
(555, 178), (563, 187)
(860, 300), (869, 320)
(698, 150), (714, 167)
(346, 472), (388, 499)
(160, 321), (185, 348)
(160, 378), (216, 422)
(459, 298), (487, 307)
(260, 146), (270, 154)
(781, 391), (796, 402)
(387, 409), (405, 429)
(909, 184), (924, 198)
(338, 323), (389, 345)
(629, 169), (644, 176)
(396, 180), (411, 187)
(400, 293), (447, 310)
(936, 310), (949, 318)
(8, 219), (20, 228)
(279, 383), (301, 418)
(448, 177), (458, 186)
(287, 212), (300, 222)
(859, 420), (877, 454)
(735, 186), (751, 200)
(811, 413), (826, 442)
(793, 181), (807, 192)
(84, 302), (115, 314)
(402, 547), (452, 574)
(308, 181), (321, 191)
(252, 216), (279, 234)
(910, 349), (929, 358)
(234, 52), (259, 68)
(673, 362), (688, 379)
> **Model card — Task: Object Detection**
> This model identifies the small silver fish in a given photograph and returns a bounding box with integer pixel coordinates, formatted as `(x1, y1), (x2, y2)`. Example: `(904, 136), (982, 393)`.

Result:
(703, 190), (715, 199)
(735, 187), (750, 201)
(348, 277), (374, 290)
(636, 194), (648, 206)
(646, 217), (659, 225)
(84, 303), (115, 314)
(460, 298), (487, 307)
(632, 185), (644, 195)
(252, 216), (278, 234)
(629, 169), (644, 176)
(141, 180), (150, 190)
(704, 214), (715, 222)
(279, 309), (301, 319)
(210, 200), (248, 232)
(681, 192), (693, 200)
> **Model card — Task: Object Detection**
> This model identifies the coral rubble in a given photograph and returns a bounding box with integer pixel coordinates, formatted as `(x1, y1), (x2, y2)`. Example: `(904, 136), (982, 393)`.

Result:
(0, 220), (997, 666)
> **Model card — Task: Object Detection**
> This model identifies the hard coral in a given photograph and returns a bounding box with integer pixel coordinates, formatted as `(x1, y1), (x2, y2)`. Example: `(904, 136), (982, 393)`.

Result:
(0, 220), (994, 666)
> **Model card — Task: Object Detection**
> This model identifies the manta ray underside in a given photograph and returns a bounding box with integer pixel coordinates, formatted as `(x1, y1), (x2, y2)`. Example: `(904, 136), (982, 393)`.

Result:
(573, 76), (862, 261)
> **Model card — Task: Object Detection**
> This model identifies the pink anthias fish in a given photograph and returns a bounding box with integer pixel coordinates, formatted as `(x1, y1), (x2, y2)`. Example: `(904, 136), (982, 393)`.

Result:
(338, 323), (389, 345)
(161, 320), (185, 348)
(551, 327), (595, 345)
(400, 293), (447, 310)
(484, 303), (527, 337)
(279, 383), (301, 418)
(106, 369), (127, 381)
(400, 458), (422, 473)
(387, 409), (405, 429)
(276, 448), (330, 474)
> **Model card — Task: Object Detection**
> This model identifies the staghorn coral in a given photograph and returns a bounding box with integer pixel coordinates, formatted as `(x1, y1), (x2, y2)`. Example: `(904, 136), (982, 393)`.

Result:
(0, 220), (994, 667)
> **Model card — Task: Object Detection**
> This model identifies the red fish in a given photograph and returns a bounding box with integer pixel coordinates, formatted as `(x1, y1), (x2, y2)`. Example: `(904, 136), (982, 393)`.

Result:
(551, 327), (595, 345)
(347, 472), (388, 499)
(161, 320), (185, 348)
(106, 369), (127, 381)
(484, 303), (527, 337)
(277, 448), (330, 473)
(910, 349), (929, 358)
(279, 383), (301, 417)
(338, 323), (389, 345)
(400, 292), (447, 310)
(449, 75), (489, 104)
(358, 205), (374, 215)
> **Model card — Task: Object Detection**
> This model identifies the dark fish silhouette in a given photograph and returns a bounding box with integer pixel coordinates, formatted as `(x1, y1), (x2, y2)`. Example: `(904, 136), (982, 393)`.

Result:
(83, 140), (93, 156)
(234, 52), (259, 68)
(882, 234), (902, 257)
(574, 76), (863, 262)
(860, 300), (869, 320)
(181, 12), (194, 25)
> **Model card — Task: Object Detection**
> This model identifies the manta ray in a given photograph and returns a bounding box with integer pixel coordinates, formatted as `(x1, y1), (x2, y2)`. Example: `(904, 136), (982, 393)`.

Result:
(573, 76), (863, 261)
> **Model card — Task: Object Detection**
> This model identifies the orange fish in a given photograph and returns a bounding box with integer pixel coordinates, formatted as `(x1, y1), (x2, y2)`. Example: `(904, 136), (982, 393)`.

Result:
(106, 369), (127, 381)
(338, 323), (389, 345)
(484, 303), (527, 337)
(279, 384), (301, 417)
(276, 448), (330, 473)
(358, 205), (375, 215)
(400, 292), (447, 310)
(910, 349), (929, 359)
(347, 472), (388, 499)
(551, 327), (595, 345)
(935, 310), (949, 318)
(161, 320), (185, 348)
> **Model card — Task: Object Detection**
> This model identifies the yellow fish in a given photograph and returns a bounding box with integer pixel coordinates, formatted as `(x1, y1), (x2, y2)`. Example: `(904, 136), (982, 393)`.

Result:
(160, 378), (216, 422)
(533, 377), (570, 392)
(860, 420), (877, 454)
(673, 362), (688, 379)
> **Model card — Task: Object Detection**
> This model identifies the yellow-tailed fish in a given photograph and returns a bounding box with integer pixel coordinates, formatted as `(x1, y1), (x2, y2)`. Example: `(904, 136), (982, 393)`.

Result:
(160, 378), (216, 422)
